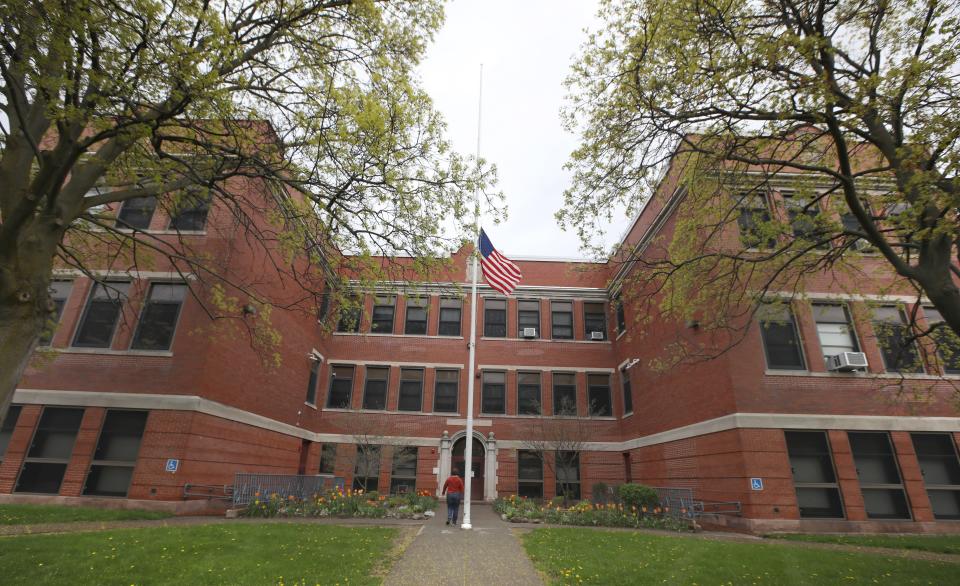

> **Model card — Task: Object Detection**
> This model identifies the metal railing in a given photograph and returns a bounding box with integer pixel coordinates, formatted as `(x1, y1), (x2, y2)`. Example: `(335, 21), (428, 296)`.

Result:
(653, 487), (741, 520)
(232, 473), (344, 506)
(183, 483), (233, 501)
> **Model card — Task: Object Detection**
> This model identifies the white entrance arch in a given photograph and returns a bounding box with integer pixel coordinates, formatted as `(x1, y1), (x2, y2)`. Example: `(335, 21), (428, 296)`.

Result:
(437, 429), (498, 501)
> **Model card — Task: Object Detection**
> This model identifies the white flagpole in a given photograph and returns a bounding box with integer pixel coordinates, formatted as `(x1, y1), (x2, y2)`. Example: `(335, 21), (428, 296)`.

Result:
(462, 64), (483, 530)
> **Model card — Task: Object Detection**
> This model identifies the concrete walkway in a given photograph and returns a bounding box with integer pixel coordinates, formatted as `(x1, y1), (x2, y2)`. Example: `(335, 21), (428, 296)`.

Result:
(384, 503), (543, 586)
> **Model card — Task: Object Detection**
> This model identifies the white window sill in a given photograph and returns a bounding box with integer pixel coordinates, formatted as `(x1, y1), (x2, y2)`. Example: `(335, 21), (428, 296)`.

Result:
(332, 332), (465, 340)
(56, 347), (174, 358)
(479, 337), (612, 345)
(622, 411), (635, 420)
(764, 369), (951, 380)
(303, 402), (317, 410)
(322, 408), (458, 416)
(113, 228), (208, 236)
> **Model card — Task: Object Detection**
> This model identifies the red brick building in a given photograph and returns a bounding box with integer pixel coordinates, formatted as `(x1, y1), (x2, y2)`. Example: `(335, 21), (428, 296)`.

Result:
(3, 155), (960, 533)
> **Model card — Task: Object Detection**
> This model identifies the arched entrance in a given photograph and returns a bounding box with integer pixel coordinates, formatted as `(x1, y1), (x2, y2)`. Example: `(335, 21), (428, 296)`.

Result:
(452, 436), (485, 501)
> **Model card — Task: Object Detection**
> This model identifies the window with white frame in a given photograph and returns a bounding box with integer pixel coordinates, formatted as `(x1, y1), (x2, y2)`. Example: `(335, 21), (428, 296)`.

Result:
(812, 303), (859, 367)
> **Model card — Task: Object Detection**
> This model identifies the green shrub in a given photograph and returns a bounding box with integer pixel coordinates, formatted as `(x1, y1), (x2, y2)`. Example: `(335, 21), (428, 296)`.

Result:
(616, 483), (660, 515)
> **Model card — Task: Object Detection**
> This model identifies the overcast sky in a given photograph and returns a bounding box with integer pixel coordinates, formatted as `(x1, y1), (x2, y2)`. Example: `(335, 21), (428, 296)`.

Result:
(418, 0), (631, 260)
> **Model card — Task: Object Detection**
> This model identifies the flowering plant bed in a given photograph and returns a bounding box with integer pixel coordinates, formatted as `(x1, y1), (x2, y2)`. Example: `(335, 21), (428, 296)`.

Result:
(243, 488), (437, 519)
(493, 495), (691, 531)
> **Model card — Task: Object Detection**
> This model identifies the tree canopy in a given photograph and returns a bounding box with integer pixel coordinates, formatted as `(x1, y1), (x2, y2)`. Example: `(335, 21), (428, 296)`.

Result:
(560, 0), (960, 366)
(0, 0), (499, 417)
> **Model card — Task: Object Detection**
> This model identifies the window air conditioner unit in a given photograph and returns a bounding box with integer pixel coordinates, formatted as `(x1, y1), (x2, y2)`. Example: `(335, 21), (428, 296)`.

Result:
(521, 327), (537, 338)
(590, 331), (605, 340)
(829, 352), (868, 372)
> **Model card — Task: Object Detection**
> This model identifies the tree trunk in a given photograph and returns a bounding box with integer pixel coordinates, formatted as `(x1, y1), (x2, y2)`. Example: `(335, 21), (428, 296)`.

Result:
(915, 234), (960, 340)
(0, 301), (44, 422)
(0, 218), (59, 423)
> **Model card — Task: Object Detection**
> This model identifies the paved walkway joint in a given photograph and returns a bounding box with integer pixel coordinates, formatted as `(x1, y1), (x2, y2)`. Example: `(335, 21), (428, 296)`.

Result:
(384, 503), (543, 586)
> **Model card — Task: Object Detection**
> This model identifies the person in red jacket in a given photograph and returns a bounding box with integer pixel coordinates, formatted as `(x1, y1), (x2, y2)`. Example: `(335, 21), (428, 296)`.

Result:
(441, 467), (465, 526)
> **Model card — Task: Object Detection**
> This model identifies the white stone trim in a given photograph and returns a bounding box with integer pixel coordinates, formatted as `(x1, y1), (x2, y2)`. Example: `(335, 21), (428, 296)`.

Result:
(14, 389), (960, 453)
(52, 269), (195, 280)
(479, 365), (616, 373)
(326, 359), (464, 369)
(52, 348), (174, 358)
(477, 337), (612, 345)
(767, 290), (928, 304)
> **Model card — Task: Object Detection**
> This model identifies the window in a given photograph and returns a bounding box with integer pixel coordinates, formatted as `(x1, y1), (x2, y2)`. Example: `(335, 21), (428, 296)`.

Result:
(16, 407), (85, 494)
(38, 281), (73, 346)
(621, 369), (633, 415)
(517, 372), (541, 415)
(923, 307), (960, 375)
(404, 297), (428, 335)
(553, 373), (577, 416)
(911, 433), (960, 520)
(318, 293), (330, 323)
(812, 303), (859, 367)
(784, 431), (844, 518)
(484, 299), (507, 337)
(848, 432), (911, 519)
(759, 303), (806, 370)
(555, 451), (581, 500)
(840, 211), (875, 252)
(319, 443), (337, 475)
(362, 367), (389, 410)
(517, 450), (543, 499)
(737, 192), (775, 248)
(353, 445), (380, 492)
(614, 295), (626, 334)
(390, 447), (418, 494)
(518, 300), (540, 337)
(305, 360), (320, 405)
(551, 301), (573, 340)
(872, 307), (922, 373)
(131, 283), (187, 350)
(433, 370), (459, 413)
(72, 282), (130, 348)
(587, 374), (612, 416)
(83, 410), (148, 497)
(168, 192), (210, 231)
(371, 295), (395, 333)
(783, 193), (827, 249)
(0, 405), (22, 462)
(336, 297), (361, 333)
(115, 196), (157, 230)
(584, 302), (606, 340)
(439, 298), (462, 336)
(398, 368), (423, 412)
(481, 371), (506, 414)
(326, 365), (354, 409)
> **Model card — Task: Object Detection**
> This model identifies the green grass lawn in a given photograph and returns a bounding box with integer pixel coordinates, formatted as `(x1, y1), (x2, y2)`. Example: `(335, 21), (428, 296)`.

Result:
(770, 533), (960, 555)
(521, 528), (959, 585)
(0, 504), (172, 525)
(0, 523), (398, 585)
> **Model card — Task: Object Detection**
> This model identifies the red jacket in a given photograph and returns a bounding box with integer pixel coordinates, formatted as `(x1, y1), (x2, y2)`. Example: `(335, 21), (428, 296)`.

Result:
(442, 475), (464, 495)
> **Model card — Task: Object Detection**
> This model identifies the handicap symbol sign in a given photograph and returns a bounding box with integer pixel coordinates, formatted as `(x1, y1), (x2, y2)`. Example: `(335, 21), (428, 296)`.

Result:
(750, 477), (763, 491)
(165, 458), (180, 473)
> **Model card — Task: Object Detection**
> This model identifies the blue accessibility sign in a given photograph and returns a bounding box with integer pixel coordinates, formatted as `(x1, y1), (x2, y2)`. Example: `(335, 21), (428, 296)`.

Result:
(165, 458), (180, 473)
(750, 477), (763, 491)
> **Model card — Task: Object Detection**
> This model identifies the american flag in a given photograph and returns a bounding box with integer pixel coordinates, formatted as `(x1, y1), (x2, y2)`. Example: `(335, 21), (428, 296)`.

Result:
(479, 229), (522, 295)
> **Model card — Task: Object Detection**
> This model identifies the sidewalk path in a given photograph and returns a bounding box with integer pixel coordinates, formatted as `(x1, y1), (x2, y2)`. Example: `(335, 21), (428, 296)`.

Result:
(384, 503), (543, 586)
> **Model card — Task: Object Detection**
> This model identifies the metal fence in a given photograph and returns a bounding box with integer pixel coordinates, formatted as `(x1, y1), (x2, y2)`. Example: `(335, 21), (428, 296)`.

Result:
(232, 473), (344, 506)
